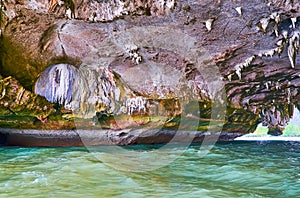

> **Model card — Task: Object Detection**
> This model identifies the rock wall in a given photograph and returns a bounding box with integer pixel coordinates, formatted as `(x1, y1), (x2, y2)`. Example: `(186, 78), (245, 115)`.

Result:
(0, 75), (54, 119)
(1, 0), (300, 134)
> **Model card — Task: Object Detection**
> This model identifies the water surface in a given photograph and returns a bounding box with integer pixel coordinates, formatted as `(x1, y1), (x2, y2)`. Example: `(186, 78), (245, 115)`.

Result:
(0, 142), (300, 197)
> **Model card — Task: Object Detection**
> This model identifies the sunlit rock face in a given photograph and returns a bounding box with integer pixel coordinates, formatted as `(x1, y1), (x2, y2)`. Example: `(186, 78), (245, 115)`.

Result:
(1, 0), (176, 22)
(35, 64), (130, 118)
(75, 0), (176, 22)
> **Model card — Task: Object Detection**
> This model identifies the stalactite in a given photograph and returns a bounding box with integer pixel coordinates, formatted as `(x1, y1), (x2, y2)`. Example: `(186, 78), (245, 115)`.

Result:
(125, 44), (142, 64)
(260, 104), (294, 135)
(205, 18), (214, 32)
(126, 96), (147, 115)
(229, 17), (300, 81)
(35, 64), (77, 105)
(75, 0), (176, 22)
(265, 0), (300, 11)
(35, 64), (124, 118)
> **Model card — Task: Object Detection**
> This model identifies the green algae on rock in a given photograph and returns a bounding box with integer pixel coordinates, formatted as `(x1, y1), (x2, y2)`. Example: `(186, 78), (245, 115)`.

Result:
(0, 75), (55, 119)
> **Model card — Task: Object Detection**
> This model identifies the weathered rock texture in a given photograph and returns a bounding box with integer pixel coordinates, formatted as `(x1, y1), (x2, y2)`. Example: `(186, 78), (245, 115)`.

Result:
(1, 0), (300, 138)
(0, 75), (54, 118)
(0, 128), (243, 146)
(35, 63), (137, 118)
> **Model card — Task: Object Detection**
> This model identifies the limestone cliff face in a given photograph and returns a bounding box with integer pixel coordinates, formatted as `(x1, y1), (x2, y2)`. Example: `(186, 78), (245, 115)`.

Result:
(1, 0), (300, 134)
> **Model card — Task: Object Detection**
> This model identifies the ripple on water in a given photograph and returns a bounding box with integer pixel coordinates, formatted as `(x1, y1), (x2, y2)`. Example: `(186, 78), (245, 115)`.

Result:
(0, 142), (300, 197)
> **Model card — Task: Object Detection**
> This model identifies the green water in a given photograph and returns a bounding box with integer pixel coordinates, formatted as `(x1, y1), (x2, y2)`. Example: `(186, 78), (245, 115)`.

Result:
(0, 142), (300, 197)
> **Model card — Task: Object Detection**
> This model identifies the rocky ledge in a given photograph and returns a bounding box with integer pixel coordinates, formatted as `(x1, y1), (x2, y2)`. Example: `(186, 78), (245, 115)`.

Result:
(0, 0), (300, 146)
(0, 128), (242, 146)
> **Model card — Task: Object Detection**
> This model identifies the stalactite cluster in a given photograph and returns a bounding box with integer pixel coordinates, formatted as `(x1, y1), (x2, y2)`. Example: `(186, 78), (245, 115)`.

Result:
(230, 16), (300, 81)
(264, 0), (300, 11)
(55, 0), (177, 22)
(35, 64), (124, 118)
(34, 64), (155, 118)
(260, 104), (294, 135)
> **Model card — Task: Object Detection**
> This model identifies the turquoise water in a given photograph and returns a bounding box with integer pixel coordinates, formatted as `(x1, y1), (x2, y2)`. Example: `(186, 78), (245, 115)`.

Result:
(0, 142), (300, 197)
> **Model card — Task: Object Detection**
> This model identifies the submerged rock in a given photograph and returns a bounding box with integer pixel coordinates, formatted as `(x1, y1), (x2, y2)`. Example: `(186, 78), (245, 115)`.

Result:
(267, 128), (283, 136)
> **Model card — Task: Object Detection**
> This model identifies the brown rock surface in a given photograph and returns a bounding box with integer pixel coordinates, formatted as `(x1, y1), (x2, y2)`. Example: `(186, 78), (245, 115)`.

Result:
(0, 75), (55, 118)
(1, 0), (300, 141)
